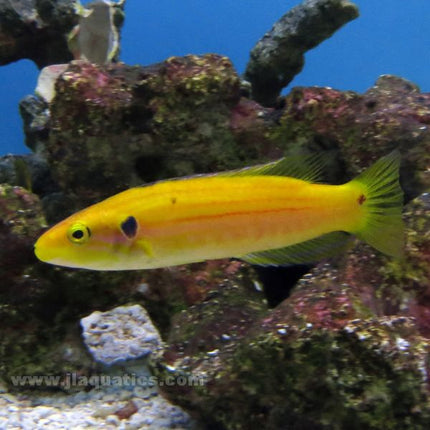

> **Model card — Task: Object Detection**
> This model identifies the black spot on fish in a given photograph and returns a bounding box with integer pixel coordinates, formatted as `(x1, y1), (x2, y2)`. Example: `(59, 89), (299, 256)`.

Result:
(120, 216), (138, 239)
(171, 197), (177, 204)
(358, 194), (366, 205)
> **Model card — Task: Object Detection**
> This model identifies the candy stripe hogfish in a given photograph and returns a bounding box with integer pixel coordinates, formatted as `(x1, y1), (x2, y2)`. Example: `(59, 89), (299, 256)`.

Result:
(35, 152), (404, 270)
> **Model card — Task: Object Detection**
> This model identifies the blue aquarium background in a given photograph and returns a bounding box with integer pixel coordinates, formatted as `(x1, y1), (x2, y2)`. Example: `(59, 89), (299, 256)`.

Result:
(0, 0), (429, 155)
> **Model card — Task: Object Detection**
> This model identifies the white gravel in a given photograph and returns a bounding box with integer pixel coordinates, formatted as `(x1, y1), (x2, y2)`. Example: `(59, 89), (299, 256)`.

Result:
(0, 384), (193, 429)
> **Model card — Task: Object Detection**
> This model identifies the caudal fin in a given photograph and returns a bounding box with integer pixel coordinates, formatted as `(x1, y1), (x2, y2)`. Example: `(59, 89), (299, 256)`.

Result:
(350, 151), (404, 257)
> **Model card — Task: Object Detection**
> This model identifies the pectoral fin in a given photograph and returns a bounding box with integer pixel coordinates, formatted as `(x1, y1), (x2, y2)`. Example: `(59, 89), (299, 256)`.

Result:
(136, 238), (154, 259)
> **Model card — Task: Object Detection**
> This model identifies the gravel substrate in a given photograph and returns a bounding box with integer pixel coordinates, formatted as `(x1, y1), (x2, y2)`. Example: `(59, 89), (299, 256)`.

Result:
(0, 383), (194, 429)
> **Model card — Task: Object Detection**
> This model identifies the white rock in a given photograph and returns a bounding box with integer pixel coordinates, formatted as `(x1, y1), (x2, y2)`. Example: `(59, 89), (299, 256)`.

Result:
(80, 304), (164, 365)
(35, 64), (69, 103)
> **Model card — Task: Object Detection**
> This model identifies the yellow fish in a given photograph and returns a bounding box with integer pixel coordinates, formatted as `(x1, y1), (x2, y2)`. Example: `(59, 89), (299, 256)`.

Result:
(34, 152), (403, 270)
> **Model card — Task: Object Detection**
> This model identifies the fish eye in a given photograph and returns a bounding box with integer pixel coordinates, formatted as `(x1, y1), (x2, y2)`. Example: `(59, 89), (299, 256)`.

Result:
(67, 222), (91, 245)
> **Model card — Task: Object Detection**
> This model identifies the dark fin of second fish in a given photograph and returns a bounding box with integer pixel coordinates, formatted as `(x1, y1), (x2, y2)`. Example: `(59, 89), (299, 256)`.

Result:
(220, 153), (328, 183)
(238, 231), (352, 266)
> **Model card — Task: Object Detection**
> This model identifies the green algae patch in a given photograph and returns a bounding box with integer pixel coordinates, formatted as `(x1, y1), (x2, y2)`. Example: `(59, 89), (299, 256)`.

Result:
(159, 313), (430, 429)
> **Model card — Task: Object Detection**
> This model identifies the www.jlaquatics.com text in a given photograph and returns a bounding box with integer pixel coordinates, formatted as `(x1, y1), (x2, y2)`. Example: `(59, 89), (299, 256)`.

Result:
(10, 372), (206, 390)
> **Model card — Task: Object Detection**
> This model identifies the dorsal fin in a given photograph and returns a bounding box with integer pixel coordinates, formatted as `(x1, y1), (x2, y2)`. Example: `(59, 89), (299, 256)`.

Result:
(238, 231), (352, 266)
(220, 153), (327, 182)
(137, 153), (328, 189)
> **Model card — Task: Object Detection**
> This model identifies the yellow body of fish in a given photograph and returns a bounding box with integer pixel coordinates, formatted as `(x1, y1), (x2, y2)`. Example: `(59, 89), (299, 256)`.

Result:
(34, 152), (404, 270)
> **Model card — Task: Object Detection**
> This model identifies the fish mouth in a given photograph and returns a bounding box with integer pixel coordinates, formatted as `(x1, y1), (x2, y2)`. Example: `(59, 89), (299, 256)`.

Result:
(34, 232), (57, 264)
(34, 241), (68, 267)
(33, 234), (90, 269)
(34, 237), (48, 263)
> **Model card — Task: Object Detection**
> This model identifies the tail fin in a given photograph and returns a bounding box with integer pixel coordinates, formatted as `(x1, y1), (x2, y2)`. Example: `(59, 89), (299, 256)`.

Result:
(350, 151), (404, 257)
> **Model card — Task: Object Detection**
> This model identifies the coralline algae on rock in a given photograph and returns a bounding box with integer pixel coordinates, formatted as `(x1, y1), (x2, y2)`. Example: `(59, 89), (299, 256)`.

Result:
(40, 56), (241, 207)
(81, 305), (163, 365)
(273, 75), (430, 200)
(157, 277), (430, 430)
